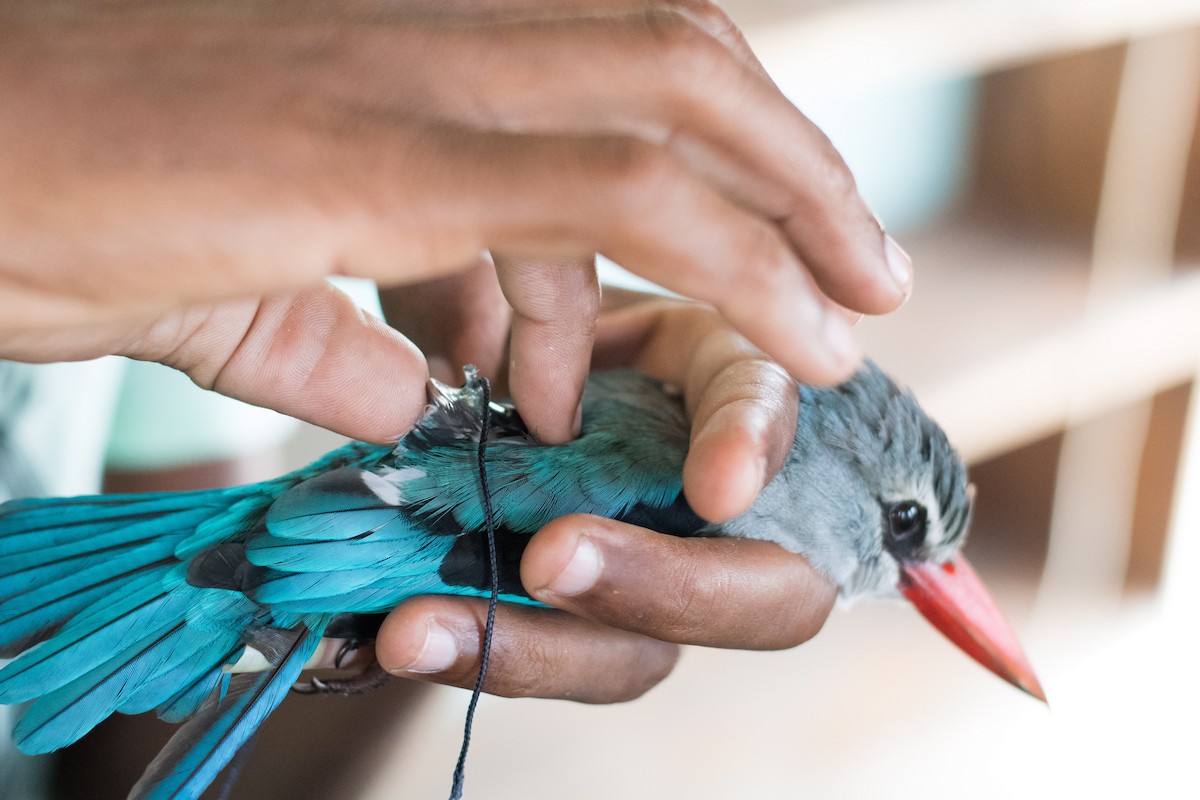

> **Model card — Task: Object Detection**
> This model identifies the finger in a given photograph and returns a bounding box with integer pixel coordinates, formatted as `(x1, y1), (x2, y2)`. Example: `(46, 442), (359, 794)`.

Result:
(682, 356), (798, 522)
(390, 0), (772, 80)
(673, 320), (798, 521)
(377, 256), (510, 385)
(363, 128), (860, 384)
(522, 515), (836, 649)
(121, 283), (429, 444)
(5, 9), (889, 373)
(593, 298), (799, 520)
(339, 11), (907, 313)
(493, 252), (600, 443)
(376, 595), (679, 703)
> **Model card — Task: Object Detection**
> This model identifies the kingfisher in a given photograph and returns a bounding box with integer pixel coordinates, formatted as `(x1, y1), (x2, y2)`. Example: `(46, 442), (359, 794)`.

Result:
(0, 364), (1043, 799)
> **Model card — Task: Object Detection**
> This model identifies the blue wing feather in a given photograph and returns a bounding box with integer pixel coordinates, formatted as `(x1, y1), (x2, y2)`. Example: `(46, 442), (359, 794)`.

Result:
(7, 588), (258, 752)
(0, 572), (177, 703)
(0, 369), (697, 799)
(15, 622), (212, 753)
(0, 492), (226, 543)
(156, 667), (235, 725)
(117, 639), (246, 716)
(263, 467), (406, 540)
(130, 621), (328, 800)
(247, 533), (436, 573)
(0, 557), (176, 655)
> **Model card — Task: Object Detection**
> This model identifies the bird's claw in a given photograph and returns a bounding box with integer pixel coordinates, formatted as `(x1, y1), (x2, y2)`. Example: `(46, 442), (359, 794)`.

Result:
(291, 658), (392, 696)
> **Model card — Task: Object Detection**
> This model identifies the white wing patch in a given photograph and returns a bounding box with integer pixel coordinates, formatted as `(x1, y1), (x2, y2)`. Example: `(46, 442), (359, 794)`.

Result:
(360, 467), (425, 507)
(223, 640), (335, 673)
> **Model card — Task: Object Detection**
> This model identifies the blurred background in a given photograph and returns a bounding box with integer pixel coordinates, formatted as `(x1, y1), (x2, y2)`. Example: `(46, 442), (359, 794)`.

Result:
(6, 0), (1200, 798)
(369, 2), (1200, 797)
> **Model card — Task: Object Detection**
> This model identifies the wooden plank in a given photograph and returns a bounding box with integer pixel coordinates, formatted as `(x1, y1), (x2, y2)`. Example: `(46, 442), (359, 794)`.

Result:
(724, 0), (1200, 90)
(869, 265), (1200, 464)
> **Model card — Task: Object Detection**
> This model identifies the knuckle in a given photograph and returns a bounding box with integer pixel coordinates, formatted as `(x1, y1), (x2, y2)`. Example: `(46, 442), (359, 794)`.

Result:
(669, 300), (725, 341)
(592, 137), (679, 218)
(802, 148), (863, 220)
(131, 308), (217, 380)
(639, 8), (735, 110)
(649, 542), (833, 651)
(507, 266), (600, 331)
(641, 7), (708, 55)
(490, 637), (563, 699)
(542, 270), (601, 331)
(776, 578), (836, 648)
(664, 0), (748, 58)
(726, 223), (792, 298)
(691, 356), (795, 435)
(608, 642), (680, 703)
(656, 558), (724, 642)
(667, 0), (731, 31)
(712, 354), (781, 394)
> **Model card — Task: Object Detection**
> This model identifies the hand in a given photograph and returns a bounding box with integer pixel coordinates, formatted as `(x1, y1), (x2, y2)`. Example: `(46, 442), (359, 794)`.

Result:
(373, 293), (838, 702)
(1, 0), (912, 444)
(378, 254), (603, 444)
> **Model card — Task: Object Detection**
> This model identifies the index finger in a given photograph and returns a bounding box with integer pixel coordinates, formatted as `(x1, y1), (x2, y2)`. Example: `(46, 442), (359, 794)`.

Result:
(593, 296), (799, 520)
(341, 9), (908, 314)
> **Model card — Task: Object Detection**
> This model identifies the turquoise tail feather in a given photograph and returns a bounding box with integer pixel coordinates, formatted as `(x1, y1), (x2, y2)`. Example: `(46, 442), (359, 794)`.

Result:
(0, 488), (266, 763)
(0, 490), (239, 657)
(0, 444), (390, 800)
(129, 620), (329, 800)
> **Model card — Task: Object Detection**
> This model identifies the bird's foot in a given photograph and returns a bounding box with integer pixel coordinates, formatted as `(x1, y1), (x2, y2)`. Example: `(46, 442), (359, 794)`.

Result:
(292, 638), (393, 695)
(292, 659), (393, 696)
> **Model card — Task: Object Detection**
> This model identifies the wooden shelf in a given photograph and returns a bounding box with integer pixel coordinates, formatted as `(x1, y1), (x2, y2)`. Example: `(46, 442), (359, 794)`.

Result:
(857, 216), (1200, 463)
(713, 2), (1200, 467)
(724, 0), (1200, 91)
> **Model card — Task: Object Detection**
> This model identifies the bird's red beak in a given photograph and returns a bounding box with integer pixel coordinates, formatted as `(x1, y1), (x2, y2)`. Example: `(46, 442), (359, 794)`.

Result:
(899, 554), (1046, 702)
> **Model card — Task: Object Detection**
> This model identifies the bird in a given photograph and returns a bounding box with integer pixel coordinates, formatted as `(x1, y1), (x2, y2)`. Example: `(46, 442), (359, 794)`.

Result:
(0, 363), (1043, 800)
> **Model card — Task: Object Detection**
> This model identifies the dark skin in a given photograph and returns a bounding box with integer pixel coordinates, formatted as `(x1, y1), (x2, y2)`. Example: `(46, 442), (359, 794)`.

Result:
(376, 287), (838, 701)
(1, 0), (907, 703)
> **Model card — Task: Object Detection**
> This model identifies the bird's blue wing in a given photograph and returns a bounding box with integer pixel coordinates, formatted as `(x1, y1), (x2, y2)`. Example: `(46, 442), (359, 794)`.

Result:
(129, 620), (328, 800)
(258, 371), (695, 547)
(242, 465), (458, 610)
(0, 489), (241, 657)
(174, 439), (390, 559)
(6, 578), (259, 754)
(400, 369), (697, 532)
(241, 371), (702, 613)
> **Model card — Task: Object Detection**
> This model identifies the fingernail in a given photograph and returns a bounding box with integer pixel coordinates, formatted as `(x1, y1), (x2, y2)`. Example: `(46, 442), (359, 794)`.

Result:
(546, 535), (601, 596)
(831, 305), (864, 328)
(401, 621), (458, 674)
(822, 309), (860, 370)
(885, 235), (913, 299)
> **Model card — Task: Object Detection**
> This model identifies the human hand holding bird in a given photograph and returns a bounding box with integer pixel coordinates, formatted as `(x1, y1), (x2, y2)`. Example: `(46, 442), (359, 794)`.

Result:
(0, 296), (1042, 798)
(373, 291), (838, 701)
(1, 0), (915, 738)
(0, 3), (1035, 797)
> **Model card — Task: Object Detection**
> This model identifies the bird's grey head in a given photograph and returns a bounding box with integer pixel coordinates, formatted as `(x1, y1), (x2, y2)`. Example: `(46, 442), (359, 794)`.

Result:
(730, 361), (973, 602)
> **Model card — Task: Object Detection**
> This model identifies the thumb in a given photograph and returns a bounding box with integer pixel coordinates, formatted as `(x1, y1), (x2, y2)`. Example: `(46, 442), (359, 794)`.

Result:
(122, 283), (429, 444)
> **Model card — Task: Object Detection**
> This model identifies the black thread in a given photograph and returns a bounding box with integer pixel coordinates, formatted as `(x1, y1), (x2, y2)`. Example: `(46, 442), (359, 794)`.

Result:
(448, 376), (499, 800)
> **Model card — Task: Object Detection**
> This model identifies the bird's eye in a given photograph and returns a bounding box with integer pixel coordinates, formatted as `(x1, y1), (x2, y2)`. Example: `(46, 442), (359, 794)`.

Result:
(885, 500), (927, 558)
